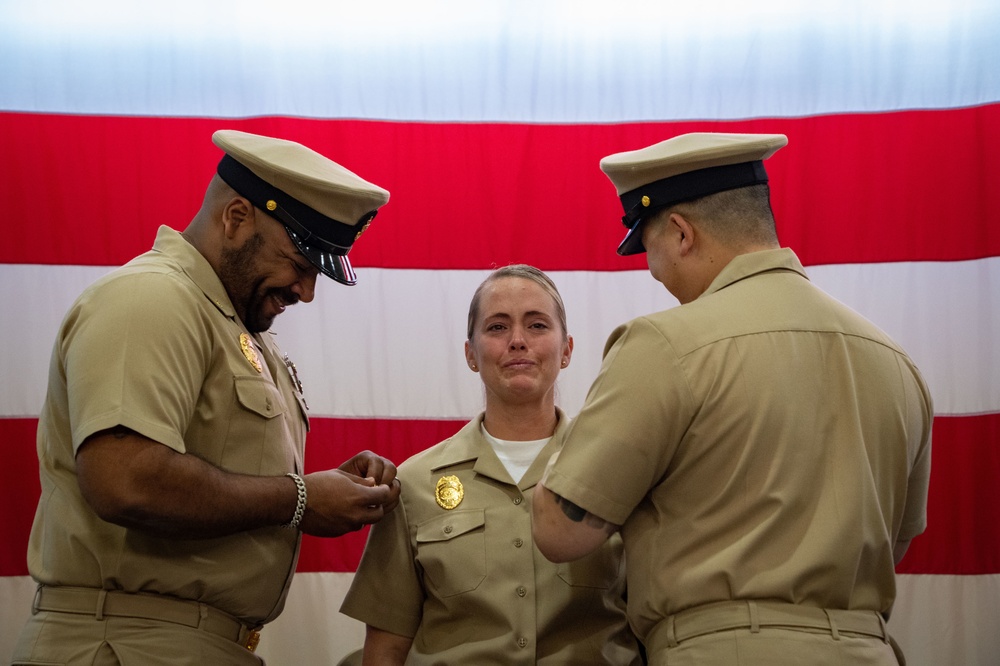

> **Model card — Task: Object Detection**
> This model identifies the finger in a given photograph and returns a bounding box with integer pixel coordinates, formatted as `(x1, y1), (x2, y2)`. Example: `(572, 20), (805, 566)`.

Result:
(338, 452), (371, 477)
(380, 461), (398, 486)
(362, 454), (386, 483)
(382, 495), (400, 515)
(356, 503), (387, 526)
(376, 479), (401, 513)
(357, 483), (392, 507)
(337, 470), (377, 487)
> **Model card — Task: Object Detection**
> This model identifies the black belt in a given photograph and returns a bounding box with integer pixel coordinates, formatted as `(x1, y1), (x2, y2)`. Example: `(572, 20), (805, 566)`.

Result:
(32, 585), (262, 652)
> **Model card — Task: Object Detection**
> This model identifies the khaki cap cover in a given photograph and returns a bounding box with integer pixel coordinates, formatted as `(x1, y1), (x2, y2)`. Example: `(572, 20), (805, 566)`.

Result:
(601, 132), (787, 255)
(213, 129), (390, 285)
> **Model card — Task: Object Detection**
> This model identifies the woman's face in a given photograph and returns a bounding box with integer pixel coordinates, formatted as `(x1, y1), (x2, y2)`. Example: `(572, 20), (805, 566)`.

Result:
(465, 277), (572, 407)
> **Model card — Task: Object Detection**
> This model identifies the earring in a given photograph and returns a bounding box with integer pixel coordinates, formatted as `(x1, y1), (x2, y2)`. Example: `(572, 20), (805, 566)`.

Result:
(560, 360), (567, 367)
(471, 364), (478, 371)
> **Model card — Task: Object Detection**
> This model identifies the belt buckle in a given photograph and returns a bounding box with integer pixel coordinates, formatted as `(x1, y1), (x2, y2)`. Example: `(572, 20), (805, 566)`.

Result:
(244, 629), (261, 652)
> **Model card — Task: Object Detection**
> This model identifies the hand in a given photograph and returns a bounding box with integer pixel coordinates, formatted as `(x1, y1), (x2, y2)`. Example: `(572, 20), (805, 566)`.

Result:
(338, 451), (401, 514)
(339, 450), (398, 487)
(298, 468), (399, 537)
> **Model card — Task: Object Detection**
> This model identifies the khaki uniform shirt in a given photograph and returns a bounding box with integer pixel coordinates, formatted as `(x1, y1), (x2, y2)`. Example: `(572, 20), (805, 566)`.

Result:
(341, 410), (640, 665)
(27, 226), (309, 626)
(545, 248), (933, 645)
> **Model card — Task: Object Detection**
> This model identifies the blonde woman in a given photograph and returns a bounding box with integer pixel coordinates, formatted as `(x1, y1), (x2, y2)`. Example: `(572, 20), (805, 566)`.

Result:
(341, 265), (640, 665)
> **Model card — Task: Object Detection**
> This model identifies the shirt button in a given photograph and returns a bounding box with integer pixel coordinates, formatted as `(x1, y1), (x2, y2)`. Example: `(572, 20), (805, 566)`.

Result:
(512, 496), (522, 505)
(513, 538), (523, 548)
(517, 637), (528, 648)
(517, 586), (527, 597)
(443, 525), (453, 534)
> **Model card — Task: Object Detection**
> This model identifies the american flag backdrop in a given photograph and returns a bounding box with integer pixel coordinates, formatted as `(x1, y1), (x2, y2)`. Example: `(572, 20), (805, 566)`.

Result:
(1, 1), (998, 664)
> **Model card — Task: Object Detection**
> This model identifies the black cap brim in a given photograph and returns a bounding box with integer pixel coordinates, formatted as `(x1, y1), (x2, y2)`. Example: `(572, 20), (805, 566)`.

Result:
(618, 220), (646, 257)
(284, 226), (357, 286)
(616, 221), (647, 256)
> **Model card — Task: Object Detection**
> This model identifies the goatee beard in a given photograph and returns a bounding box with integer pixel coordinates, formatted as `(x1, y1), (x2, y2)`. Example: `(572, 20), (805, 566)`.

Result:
(218, 232), (269, 332)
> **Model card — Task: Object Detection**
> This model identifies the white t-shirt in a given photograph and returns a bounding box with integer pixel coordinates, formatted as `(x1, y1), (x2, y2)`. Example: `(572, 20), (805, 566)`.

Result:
(480, 423), (550, 484)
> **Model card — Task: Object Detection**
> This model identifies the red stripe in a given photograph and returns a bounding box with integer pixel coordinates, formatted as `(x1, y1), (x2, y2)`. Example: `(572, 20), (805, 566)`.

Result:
(896, 414), (1000, 576)
(1, 414), (997, 577)
(2, 105), (999, 269)
(0, 419), (39, 577)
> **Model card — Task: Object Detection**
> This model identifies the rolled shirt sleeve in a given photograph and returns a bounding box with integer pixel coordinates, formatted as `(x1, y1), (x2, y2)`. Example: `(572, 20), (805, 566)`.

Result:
(545, 318), (695, 526)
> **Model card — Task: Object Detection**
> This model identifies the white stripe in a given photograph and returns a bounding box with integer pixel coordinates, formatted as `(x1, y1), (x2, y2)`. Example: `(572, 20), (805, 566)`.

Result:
(1, 258), (997, 419)
(1, 1), (998, 121)
(807, 259), (1000, 418)
(256, 572), (366, 665)
(3, 573), (998, 666)
(891, 573), (1000, 665)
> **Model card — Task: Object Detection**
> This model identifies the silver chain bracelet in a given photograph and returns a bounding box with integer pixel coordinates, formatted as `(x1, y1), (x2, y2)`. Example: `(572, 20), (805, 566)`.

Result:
(284, 473), (307, 529)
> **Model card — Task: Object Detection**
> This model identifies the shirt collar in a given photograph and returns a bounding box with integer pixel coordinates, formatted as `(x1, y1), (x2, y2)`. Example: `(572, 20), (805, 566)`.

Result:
(698, 247), (808, 300)
(430, 409), (569, 490)
(150, 225), (237, 318)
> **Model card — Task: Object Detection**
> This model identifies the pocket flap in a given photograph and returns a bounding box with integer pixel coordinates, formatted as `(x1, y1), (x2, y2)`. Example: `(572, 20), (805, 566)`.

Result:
(415, 509), (485, 543)
(234, 376), (286, 419)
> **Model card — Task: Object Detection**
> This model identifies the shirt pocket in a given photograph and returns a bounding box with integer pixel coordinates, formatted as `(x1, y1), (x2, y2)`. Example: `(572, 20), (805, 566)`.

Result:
(224, 375), (288, 474)
(556, 532), (625, 590)
(414, 509), (487, 598)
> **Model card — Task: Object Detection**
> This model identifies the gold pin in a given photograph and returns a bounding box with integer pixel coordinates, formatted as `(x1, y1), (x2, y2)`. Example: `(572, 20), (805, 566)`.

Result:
(239, 333), (263, 373)
(435, 475), (464, 510)
(266, 200), (277, 211)
(641, 195), (650, 207)
(244, 630), (261, 652)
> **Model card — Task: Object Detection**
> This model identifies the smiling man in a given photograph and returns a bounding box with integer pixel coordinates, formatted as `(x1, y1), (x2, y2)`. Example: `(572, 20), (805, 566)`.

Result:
(13, 130), (401, 665)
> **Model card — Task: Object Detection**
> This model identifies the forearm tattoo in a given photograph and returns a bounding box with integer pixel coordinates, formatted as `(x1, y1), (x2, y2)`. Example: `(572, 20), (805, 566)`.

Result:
(553, 493), (619, 534)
